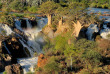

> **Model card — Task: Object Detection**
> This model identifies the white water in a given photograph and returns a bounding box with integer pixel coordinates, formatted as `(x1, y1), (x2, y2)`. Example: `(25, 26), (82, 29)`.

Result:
(100, 24), (110, 39)
(0, 17), (47, 74)
(17, 57), (38, 74)
(15, 17), (48, 73)
(86, 24), (99, 40)
(0, 24), (13, 36)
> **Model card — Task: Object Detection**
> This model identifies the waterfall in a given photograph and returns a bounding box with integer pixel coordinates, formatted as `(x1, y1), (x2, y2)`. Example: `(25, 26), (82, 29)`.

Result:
(19, 39), (34, 57)
(17, 57), (38, 74)
(0, 17), (48, 74)
(0, 24), (13, 35)
(15, 17), (47, 73)
(100, 24), (110, 39)
(86, 24), (99, 40)
(26, 18), (32, 29)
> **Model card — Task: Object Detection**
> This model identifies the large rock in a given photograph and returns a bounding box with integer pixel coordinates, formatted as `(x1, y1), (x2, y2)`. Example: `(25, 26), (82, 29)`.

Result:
(0, 54), (12, 72)
(37, 54), (48, 68)
(0, 57), (5, 72)
(5, 64), (23, 74)
(2, 37), (30, 58)
(43, 26), (54, 38)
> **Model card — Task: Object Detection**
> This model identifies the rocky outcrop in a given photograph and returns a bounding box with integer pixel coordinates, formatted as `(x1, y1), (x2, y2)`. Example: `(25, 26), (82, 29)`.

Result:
(54, 23), (70, 37)
(0, 56), (5, 72)
(0, 54), (12, 72)
(2, 37), (30, 58)
(43, 22), (70, 38)
(43, 26), (54, 38)
(20, 18), (37, 29)
(37, 54), (48, 68)
(5, 64), (23, 74)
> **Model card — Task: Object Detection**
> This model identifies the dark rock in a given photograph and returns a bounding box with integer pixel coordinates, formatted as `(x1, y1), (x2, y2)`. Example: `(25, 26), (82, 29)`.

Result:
(30, 19), (37, 27)
(0, 57), (5, 72)
(2, 37), (30, 59)
(5, 64), (23, 74)
(0, 54), (12, 72)
(20, 19), (27, 29)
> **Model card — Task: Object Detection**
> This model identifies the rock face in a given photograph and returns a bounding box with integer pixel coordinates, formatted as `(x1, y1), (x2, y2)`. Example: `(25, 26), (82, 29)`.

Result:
(37, 54), (47, 68)
(0, 54), (12, 72)
(0, 57), (5, 72)
(43, 22), (70, 38)
(2, 37), (30, 58)
(20, 18), (37, 29)
(5, 64), (23, 74)
(43, 26), (54, 38)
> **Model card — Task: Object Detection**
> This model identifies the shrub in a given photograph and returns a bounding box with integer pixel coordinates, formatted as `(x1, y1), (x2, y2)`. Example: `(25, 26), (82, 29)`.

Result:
(28, 6), (38, 13)
(75, 39), (97, 50)
(82, 49), (102, 67)
(10, 0), (24, 12)
(0, 15), (14, 27)
(90, 3), (97, 7)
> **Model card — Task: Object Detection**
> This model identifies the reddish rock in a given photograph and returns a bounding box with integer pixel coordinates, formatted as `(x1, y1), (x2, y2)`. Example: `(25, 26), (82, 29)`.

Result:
(37, 54), (48, 68)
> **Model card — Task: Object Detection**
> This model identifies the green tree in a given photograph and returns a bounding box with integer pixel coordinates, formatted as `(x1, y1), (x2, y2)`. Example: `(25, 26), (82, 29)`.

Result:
(44, 56), (60, 73)
(38, 1), (59, 26)
(10, 0), (25, 11)
(64, 43), (75, 70)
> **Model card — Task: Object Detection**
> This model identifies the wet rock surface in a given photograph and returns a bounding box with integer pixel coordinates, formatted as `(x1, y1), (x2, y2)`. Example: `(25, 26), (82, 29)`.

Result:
(1, 37), (29, 58)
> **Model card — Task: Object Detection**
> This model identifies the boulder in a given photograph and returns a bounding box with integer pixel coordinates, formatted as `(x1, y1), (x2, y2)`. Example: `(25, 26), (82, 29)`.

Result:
(37, 54), (48, 68)
(5, 64), (23, 74)
(0, 54), (12, 72)
(43, 26), (54, 38)
(2, 37), (29, 58)
(0, 57), (5, 72)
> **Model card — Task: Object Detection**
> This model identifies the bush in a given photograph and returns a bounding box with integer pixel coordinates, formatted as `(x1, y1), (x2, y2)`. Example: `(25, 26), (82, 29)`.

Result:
(0, 15), (14, 27)
(44, 57), (60, 73)
(90, 3), (97, 7)
(75, 39), (97, 50)
(10, 0), (24, 12)
(82, 49), (102, 66)
(28, 6), (38, 13)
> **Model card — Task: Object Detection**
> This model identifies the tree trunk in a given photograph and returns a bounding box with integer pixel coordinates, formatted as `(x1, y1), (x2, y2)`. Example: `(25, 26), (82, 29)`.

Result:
(71, 57), (72, 70)
(59, 17), (63, 27)
(47, 14), (52, 26)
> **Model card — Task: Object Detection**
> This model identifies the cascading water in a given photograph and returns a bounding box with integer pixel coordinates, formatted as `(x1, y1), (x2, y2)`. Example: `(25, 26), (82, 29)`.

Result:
(14, 17), (48, 73)
(0, 17), (48, 74)
(100, 24), (110, 39)
(86, 24), (99, 40)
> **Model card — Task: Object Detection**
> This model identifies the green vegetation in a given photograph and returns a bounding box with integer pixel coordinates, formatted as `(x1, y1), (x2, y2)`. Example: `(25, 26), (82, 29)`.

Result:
(0, 0), (109, 14)
(0, 0), (110, 74)
(34, 1), (110, 73)
(37, 31), (104, 73)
